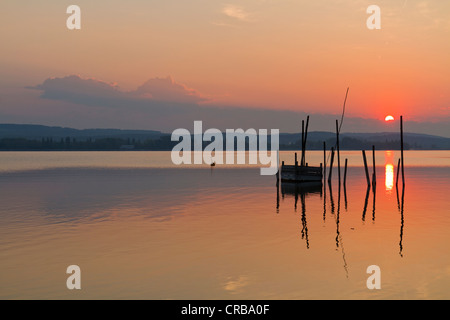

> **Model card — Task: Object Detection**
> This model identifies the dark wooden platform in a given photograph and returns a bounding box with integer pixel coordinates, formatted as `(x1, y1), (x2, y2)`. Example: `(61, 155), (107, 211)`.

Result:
(280, 164), (323, 183)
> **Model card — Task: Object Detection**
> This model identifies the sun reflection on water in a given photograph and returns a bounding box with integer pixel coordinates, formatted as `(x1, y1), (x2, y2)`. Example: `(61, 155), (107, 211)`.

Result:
(385, 164), (394, 191)
(385, 151), (394, 192)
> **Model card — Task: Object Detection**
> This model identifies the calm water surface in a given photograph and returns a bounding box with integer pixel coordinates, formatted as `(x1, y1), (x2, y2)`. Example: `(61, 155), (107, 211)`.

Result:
(0, 151), (449, 299)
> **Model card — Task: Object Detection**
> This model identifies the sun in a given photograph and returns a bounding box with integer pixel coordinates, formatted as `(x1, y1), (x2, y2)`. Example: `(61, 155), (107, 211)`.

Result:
(385, 115), (395, 122)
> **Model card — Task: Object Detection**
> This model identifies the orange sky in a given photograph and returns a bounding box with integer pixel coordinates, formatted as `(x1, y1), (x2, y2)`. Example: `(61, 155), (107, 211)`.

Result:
(0, 0), (449, 122)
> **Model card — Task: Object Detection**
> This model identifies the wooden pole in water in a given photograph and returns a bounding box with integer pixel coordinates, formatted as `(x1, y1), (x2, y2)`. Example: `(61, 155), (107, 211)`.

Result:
(323, 141), (327, 184)
(400, 115), (405, 185)
(336, 120), (341, 186)
(276, 151), (280, 186)
(362, 150), (370, 188)
(343, 158), (348, 187)
(328, 147), (335, 184)
(372, 145), (376, 188)
(396, 158), (401, 188)
(303, 116), (309, 166)
(301, 120), (305, 167)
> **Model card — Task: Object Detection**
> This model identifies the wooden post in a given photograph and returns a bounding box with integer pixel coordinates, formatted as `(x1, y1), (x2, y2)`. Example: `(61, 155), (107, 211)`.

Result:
(303, 116), (309, 166)
(304, 116), (310, 144)
(295, 152), (298, 167)
(323, 141), (327, 184)
(344, 176), (348, 211)
(372, 145), (376, 188)
(336, 120), (341, 186)
(343, 158), (348, 187)
(276, 150), (280, 212)
(395, 158), (401, 188)
(328, 147), (335, 183)
(362, 150), (370, 188)
(301, 120), (305, 167)
(400, 115), (405, 185)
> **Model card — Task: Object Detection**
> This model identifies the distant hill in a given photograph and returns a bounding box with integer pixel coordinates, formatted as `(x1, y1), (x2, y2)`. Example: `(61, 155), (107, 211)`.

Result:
(279, 131), (450, 150)
(0, 124), (164, 140)
(0, 124), (449, 150)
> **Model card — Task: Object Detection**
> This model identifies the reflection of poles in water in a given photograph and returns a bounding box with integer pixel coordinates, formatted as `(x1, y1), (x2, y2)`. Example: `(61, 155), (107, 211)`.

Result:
(372, 145), (377, 189)
(362, 185), (370, 222)
(334, 183), (349, 278)
(335, 185), (342, 248)
(343, 158), (348, 211)
(323, 142), (327, 186)
(300, 192), (310, 249)
(400, 116), (405, 186)
(372, 181), (376, 222)
(323, 142), (327, 222)
(276, 181), (280, 214)
(395, 133), (407, 256)
(323, 181), (327, 222)
(319, 181), (323, 199)
(398, 183), (405, 257)
(279, 183), (320, 248)
(328, 147), (335, 184)
(329, 181), (335, 214)
(276, 157), (280, 214)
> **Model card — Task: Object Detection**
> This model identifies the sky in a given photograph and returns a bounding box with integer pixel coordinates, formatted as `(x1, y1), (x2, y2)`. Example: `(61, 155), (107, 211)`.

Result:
(0, 0), (449, 135)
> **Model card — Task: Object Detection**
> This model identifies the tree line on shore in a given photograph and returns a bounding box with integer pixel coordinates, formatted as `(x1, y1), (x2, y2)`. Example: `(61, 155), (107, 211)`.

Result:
(0, 135), (413, 151)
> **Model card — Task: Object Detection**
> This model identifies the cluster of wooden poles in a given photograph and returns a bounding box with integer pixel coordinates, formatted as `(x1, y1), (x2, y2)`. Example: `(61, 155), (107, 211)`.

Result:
(324, 115), (406, 189)
(323, 119), (347, 188)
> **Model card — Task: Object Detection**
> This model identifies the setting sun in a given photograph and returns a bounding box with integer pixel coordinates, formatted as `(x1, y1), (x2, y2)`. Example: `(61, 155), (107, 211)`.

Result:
(385, 115), (395, 122)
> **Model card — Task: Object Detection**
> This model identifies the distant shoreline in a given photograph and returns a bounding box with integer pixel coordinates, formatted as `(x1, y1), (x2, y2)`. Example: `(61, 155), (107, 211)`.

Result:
(1, 124), (449, 151)
(1, 148), (449, 151)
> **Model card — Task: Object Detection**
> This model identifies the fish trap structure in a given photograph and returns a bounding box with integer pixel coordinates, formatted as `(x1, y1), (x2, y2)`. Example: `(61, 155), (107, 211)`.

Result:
(280, 116), (323, 184)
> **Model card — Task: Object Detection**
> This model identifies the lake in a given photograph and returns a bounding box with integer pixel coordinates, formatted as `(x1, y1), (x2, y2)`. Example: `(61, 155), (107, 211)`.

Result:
(0, 151), (449, 299)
